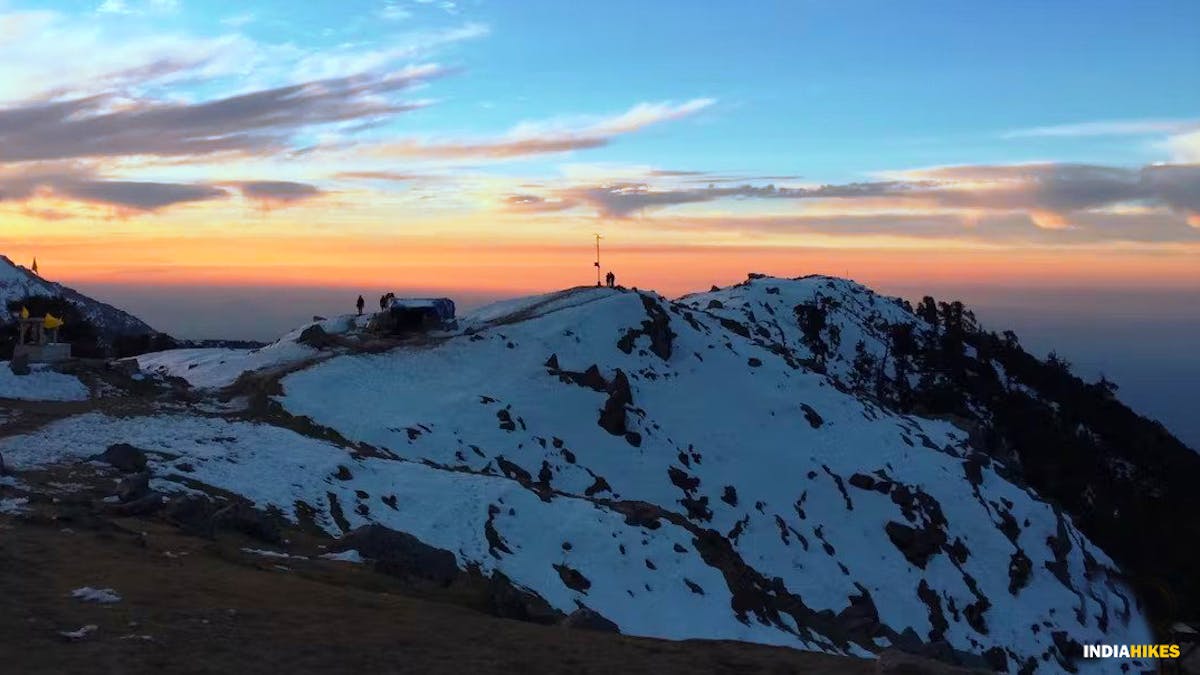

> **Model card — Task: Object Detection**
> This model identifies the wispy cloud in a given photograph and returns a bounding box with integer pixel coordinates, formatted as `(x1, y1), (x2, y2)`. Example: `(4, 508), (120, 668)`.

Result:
(1003, 118), (1200, 138)
(513, 162), (1200, 230)
(0, 66), (447, 164)
(376, 98), (716, 160)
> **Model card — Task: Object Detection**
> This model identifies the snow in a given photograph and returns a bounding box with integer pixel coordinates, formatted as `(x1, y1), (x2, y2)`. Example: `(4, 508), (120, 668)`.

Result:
(135, 343), (317, 389)
(0, 365), (88, 401)
(0, 496), (29, 514)
(134, 315), (363, 389)
(320, 549), (365, 563)
(70, 587), (121, 604)
(243, 548), (307, 560)
(59, 625), (98, 640)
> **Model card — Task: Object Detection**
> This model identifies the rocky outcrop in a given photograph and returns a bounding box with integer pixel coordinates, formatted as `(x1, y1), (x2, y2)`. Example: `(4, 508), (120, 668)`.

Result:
(334, 524), (459, 585)
(91, 443), (148, 473)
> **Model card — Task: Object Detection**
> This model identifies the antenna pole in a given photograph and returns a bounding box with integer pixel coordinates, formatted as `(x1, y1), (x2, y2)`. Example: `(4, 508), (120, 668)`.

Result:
(594, 233), (602, 286)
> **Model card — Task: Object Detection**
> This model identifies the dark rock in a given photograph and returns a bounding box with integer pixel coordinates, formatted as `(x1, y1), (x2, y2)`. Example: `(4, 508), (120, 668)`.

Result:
(543, 353), (560, 370)
(962, 457), (984, 487)
(296, 324), (333, 349)
(485, 572), (561, 625)
(562, 607), (620, 633)
(580, 365), (607, 390)
(1008, 549), (1032, 595)
(848, 473), (876, 490)
(747, 357), (762, 367)
(598, 369), (633, 436)
(619, 502), (662, 530)
(212, 502), (283, 544)
(333, 465), (353, 481)
(799, 403), (824, 429)
(92, 443), (148, 473)
(117, 472), (151, 503)
(105, 491), (166, 517)
(9, 353), (31, 375)
(983, 647), (1008, 672)
(334, 524), (459, 585)
(553, 563), (591, 592)
(706, 299), (724, 309)
(164, 495), (218, 537)
(720, 485), (738, 507)
(884, 521), (946, 569)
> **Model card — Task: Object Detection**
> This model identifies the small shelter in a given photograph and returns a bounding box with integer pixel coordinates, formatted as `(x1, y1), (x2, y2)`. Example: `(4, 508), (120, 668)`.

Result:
(369, 297), (457, 334)
(14, 310), (71, 363)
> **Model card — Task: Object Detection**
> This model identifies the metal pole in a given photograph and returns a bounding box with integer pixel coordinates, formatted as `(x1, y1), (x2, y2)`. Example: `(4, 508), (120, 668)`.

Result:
(594, 233), (602, 286)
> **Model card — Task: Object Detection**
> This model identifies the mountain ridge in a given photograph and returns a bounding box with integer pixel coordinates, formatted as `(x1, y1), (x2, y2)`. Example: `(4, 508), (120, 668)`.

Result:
(0, 255), (156, 340)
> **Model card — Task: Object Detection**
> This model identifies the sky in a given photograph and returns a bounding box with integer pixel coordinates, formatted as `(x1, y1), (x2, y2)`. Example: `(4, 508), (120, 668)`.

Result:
(0, 0), (1197, 445)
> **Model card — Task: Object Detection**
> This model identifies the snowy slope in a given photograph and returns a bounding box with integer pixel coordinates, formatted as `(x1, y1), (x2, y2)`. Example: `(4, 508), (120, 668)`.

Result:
(0, 255), (154, 338)
(1, 278), (1158, 673)
(134, 315), (361, 388)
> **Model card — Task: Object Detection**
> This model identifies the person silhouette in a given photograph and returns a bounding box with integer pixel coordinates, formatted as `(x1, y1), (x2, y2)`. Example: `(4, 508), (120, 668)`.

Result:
(605, 271), (616, 288)
(356, 295), (365, 316)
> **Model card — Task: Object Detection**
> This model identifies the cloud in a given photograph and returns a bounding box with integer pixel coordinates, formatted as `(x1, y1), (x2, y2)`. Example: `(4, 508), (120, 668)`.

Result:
(96, 0), (180, 16)
(0, 163), (228, 211)
(0, 66), (447, 163)
(1004, 118), (1200, 138)
(0, 163), (332, 213)
(334, 170), (431, 182)
(526, 162), (1200, 230)
(376, 98), (715, 160)
(1165, 129), (1200, 163)
(233, 180), (323, 207)
(57, 180), (227, 210)
(662, 210), (1200, 245)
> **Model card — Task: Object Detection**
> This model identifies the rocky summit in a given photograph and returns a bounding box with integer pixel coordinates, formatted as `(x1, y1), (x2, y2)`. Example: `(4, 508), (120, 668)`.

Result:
(3, 273), (1197, 674)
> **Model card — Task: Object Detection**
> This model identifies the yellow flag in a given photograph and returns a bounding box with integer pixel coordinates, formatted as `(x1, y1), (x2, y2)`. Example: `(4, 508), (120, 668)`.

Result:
(44, 313), (64, 330)
(19, 306), (29, 319)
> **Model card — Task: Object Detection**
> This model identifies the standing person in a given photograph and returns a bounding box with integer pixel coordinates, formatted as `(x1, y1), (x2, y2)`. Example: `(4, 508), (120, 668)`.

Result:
(356, 295), (365, 316)
(606, 271), (616, 288)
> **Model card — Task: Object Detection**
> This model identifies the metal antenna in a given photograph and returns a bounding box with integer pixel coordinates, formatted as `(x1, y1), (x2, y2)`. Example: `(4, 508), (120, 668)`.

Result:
(594, 233), (602, 286)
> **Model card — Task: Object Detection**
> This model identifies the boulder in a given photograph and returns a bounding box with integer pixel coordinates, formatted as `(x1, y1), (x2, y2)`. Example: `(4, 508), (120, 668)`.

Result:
(486, 572), (561, 625)
(105, 491), (166, 517)
(333, 524), (459, 585)
(9, 353), (31, 376)
(164, 495), (219, 537)
(211, 501), (284, 544)
(92, 443), (148, 473)
(117, 472), (152, 503)
(884, 521), (946, 569)
(297, 324), (334, 349)
(562, 607), (620, 633)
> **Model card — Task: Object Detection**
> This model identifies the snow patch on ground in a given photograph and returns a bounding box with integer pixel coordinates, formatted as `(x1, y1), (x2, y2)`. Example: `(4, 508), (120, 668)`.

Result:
(0, 365), (89, 401)
(0, 496), (29, 514)
(320, 549), (365, 563)
(70, 587), (121, 604)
